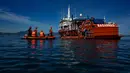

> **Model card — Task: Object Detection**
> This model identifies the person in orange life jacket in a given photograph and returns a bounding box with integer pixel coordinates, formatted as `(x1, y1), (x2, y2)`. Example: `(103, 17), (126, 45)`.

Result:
(40, 30), (45, 37)
(32, 27), (38, 37)
(32, 31), (36, 37)
(49, 26), (53, 36)
(27, 26), (32, 37)
(34, 27), (38, 37)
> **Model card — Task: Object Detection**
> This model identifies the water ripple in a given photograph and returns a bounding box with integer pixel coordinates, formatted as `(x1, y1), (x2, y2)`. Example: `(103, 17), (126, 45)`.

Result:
(0, 35), (130, 73)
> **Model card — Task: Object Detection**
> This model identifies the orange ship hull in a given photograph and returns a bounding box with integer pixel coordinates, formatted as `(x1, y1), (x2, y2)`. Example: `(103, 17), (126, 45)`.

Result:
(59, 24), (121, 39)
(90, 26), (119, 37)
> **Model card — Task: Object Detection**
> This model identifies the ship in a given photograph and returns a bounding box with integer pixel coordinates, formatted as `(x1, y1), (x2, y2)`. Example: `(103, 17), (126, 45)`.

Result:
(58, 5), (121, 39)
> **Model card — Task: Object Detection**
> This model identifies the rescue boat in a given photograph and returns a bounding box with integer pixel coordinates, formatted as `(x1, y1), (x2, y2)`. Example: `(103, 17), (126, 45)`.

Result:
(22, 25), (55, 40)
(58, 5), (122, 39)
(21, 36), (55, 40)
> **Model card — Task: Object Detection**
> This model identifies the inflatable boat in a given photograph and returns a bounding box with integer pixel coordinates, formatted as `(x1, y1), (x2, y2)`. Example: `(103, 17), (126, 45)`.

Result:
(21, 36), (55, 40)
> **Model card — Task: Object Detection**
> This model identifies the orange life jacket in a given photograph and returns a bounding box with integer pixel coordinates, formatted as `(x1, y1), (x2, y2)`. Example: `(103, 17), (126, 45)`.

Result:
(49, 29), (53, 33)
(32, 31), (36, 37)
(40, 32), (45, 37)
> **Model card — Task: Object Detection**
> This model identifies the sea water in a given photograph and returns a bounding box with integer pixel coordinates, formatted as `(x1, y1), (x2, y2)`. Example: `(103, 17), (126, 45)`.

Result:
(0, 34), (130, 73)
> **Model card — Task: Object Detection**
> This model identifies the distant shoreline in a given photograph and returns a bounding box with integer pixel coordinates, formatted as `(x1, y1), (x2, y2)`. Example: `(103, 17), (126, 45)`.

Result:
(0, 31), (59, 36)
(0, 32), (129, 37)
(122, 35), (130, 37)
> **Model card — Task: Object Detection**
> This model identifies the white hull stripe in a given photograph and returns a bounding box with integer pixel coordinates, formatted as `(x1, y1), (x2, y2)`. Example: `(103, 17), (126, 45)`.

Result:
(97, 24), (117, 27)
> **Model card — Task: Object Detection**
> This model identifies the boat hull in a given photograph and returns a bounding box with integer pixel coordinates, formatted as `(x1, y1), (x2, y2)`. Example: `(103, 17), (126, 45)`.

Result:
(21, 36), (55, 40)
(59, 24), (121, 40)
(61, 35), (122, 40)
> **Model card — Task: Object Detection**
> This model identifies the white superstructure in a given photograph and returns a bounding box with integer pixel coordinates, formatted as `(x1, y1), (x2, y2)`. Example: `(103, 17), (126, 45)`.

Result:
(59, 5), (72, 30)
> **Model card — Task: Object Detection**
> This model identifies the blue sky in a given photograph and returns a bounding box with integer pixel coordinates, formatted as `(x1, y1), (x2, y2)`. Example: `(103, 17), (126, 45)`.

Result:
(0, 0), (130, 34)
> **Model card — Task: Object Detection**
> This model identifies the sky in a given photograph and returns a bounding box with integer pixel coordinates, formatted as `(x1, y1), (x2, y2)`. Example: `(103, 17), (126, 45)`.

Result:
(0, 0), (130, 34)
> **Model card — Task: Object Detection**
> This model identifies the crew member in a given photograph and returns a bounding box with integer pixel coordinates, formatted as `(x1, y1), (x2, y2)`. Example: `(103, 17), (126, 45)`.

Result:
(40, 30), (45, 37)
(49, 26), (53, 36)
(32, 27), (38, 37)
(32, 30), (36, 37)
(34, 27), (38, 37)
(84, 29), (88, 37)
(27, 26), (32, 37)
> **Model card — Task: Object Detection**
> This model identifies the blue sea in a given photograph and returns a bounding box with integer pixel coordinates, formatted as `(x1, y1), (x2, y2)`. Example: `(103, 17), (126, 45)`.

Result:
(0, 34), (130, 73)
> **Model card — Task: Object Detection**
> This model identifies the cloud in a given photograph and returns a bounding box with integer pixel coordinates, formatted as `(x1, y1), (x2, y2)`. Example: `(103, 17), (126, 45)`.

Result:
(0, 9), (2, 11)
(0, 9), (51, 33)
(0, 9), (42, 25)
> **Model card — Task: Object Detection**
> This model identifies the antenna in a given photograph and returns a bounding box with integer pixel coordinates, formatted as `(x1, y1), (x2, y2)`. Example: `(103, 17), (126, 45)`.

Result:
(61, 8), (65, 20)
(63, 8), (65, 19)
(104, 16), (106, 23)
(62, 8), (63, 19)
(74, 8), (76, 18)
(60, 9), (62, 19)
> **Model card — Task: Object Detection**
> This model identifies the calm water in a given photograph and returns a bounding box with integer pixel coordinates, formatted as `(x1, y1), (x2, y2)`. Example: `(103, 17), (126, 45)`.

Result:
(0, 34), (130, 73)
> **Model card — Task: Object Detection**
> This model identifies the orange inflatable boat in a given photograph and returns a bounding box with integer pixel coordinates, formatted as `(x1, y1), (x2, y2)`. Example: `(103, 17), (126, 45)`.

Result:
(21, 36), (55, 40)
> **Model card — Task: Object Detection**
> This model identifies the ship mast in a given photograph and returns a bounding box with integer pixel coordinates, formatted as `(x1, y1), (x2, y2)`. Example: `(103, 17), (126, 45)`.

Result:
(74, 8), (76, 19)
(68, 5), (70, 19)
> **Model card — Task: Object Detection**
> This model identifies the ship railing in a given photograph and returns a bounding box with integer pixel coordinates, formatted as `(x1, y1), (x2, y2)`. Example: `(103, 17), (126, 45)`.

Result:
(97, 24), (118, 27)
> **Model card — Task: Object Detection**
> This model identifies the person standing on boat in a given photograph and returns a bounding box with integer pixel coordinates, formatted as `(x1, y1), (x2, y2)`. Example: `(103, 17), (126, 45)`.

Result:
(27, 26), (32, 37)
(40, 30), (45, 37)
(32, 27), (38, 37)
(84, 29), (88, 37)
(49, 26), (53, 36)
(32, 31), (36, 37)
(82, 28), (88, 37)
(34, 27), (38, 37)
